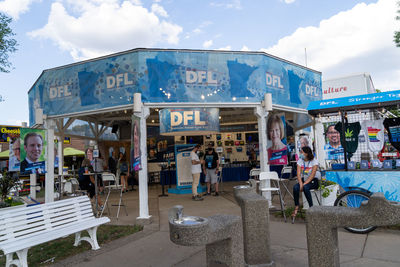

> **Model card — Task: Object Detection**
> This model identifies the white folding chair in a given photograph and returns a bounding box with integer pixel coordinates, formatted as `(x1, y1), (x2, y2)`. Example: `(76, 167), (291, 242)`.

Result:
(100, 172), (128, 219)
(259, 171), (286, 222)
(249, 168), (261, 179)
(279, 166), (294, 199)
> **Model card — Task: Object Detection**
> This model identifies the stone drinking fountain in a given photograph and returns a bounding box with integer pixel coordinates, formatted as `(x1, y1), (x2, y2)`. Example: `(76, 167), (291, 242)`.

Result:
(168, 205), (244, 267)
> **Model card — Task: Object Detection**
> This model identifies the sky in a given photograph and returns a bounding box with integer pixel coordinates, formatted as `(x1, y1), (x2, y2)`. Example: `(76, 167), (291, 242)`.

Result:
(0, 0), (399, 126)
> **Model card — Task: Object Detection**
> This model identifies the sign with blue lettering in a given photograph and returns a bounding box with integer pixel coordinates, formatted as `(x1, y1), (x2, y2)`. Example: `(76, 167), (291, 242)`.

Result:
(159, 108), (220, 136)
(28, 49), (322, 126)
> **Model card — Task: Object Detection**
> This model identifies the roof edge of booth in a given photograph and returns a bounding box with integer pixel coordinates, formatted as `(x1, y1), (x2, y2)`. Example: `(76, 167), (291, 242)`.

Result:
(28, 48), (321, 94)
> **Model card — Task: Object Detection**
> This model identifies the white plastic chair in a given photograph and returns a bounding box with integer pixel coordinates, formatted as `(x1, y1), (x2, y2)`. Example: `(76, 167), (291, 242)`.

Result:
(259, 171), (286, 222)
(100, 172), (128, 218)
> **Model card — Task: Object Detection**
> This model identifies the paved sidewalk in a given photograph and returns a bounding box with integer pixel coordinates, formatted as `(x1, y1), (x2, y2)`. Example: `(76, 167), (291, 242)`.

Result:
(54, 182), (400, 267)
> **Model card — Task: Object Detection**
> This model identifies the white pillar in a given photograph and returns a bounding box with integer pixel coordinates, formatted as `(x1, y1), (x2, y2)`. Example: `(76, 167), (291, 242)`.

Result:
(255, 105), (271, 202)
(30, 173), (36, 199)
(314, 118), (326, 169)
(45, 119), (55, 203)
(136, 105), (152, 222)
(58, 136), (63, 175)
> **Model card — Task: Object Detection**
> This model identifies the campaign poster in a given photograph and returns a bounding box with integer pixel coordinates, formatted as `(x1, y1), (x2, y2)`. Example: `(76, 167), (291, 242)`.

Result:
(9, 137), (21, 172)
(323, 122), (344, 160)
(266, 113), (288, 165)
(20, 128), (47, 174)
(0, 125), (20, 143)
(131, 114), (142, 171)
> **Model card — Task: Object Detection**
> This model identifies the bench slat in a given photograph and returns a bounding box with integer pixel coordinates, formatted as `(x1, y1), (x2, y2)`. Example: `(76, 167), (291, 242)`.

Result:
(0, 196), (97, 245)
(1, 217), (110, 254)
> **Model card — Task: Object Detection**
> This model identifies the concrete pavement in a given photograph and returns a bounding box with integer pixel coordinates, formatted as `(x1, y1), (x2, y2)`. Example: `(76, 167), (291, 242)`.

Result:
(54, 182), (400, 267)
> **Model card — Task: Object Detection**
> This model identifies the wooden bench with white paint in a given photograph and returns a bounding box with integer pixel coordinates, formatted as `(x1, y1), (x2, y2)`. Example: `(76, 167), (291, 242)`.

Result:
(0, 195), (110, 267)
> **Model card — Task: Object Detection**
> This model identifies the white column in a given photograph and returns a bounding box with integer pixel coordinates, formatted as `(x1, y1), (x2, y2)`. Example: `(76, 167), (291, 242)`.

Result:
(314, 118), (326, 169)
(45, 119), (55, 203)
(255, 105), (271, 202)
(58, 136), (63, 175)
(136, 106), (151, 221)
(30, 173), (36, 199)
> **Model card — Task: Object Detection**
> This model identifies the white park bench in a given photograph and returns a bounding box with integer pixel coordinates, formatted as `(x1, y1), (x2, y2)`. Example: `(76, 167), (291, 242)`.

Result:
(0, 196), (110, 267)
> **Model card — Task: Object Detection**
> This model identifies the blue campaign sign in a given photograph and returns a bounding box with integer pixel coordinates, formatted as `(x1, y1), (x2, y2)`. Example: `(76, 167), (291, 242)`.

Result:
(29, 49), (321, 125)
(159, 108), (220, 135)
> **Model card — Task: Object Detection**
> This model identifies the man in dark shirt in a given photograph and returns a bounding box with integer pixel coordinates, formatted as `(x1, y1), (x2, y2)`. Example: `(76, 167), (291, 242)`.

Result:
(108, 150), (117, 175)
(202, 145), (220, 196)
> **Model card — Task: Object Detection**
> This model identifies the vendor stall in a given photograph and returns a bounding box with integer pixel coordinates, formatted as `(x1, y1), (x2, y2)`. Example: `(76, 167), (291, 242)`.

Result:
(27, 48), (322, 223)
(308, 90), (400, 202)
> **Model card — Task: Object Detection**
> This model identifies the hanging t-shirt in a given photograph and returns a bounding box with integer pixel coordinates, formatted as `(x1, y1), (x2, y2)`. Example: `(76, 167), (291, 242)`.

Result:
(383, 118), (400, 151)
(361, 119), (385, 153)
(335, 122), (361, 159)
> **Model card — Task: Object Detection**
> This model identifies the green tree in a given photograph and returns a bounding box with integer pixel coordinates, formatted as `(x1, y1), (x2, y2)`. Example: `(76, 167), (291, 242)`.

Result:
(0, 12), (18, 73)
(395, 1), (400, 47)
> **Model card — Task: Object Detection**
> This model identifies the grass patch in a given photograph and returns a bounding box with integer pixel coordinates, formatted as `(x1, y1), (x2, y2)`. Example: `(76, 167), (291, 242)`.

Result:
(274, 206), (306, 220)
(0, 224), (142, 266)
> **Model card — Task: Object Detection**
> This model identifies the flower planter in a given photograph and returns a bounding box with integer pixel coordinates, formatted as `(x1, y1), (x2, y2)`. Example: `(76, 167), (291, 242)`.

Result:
(302, 184), (339, 209)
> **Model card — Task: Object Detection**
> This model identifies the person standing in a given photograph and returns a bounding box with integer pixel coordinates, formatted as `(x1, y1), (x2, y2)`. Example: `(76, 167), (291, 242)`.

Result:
(203, 145), (220, 196)
(191, 144), (203, 201)
(117, 152), (129, 192)
(108, 150), (117, 175)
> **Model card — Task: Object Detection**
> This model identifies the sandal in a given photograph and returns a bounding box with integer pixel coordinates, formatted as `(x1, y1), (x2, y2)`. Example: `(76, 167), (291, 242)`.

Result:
(291, 207), (299, 224)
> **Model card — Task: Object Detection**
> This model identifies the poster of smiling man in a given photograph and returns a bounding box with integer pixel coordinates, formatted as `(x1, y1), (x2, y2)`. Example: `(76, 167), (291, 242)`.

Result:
(20, 128), (47, 174)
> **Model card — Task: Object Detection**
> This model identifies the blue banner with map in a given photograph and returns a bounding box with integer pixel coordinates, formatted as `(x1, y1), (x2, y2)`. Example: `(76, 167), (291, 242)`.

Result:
(29, 49), (321, 125)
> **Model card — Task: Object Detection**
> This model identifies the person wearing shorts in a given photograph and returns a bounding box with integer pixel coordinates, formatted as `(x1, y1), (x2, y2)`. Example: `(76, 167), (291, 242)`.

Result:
(203, 146), (220, 196)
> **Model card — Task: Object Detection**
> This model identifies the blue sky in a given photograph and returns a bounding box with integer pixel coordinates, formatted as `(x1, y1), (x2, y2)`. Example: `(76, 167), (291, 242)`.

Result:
(0, 0), (399, 126)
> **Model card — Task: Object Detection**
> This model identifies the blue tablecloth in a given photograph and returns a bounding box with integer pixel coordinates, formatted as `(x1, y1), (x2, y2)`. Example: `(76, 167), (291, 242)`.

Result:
(221, 166), (251, 181)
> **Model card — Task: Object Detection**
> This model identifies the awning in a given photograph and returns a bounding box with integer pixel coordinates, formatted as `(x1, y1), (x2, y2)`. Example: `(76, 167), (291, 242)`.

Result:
(0, 150), (9, 159)
(63, 147), (85, 157)
(307, 90), (400, 116)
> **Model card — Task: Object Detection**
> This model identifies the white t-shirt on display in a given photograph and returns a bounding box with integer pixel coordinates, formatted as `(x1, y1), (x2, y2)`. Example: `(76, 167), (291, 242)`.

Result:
(190, 151), (202, 174)
(361, 119), (385, 154)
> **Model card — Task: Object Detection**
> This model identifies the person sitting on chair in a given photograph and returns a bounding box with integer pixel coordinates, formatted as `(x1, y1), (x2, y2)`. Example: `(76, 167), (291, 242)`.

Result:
(292, 146), (319, 222)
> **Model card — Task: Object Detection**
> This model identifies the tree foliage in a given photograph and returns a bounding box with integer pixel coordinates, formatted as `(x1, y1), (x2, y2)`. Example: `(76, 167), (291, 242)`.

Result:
(395, 1), (400, 47)
(0, 12), (17, 73)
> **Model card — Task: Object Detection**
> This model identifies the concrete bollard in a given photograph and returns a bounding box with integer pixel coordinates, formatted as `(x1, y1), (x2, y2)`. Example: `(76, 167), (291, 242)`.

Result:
(168, 205), (244, 267)
(233, 184), (274, 267)
(306, 193), (400, 267)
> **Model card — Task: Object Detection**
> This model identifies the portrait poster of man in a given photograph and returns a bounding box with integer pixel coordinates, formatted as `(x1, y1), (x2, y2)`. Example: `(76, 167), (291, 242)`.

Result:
(323, 122), (344, 160)
(266, 113), (288, 165)
(9, 137), (21, 172)
(20, 128), (47, 174)
(131, 114), (142, 171)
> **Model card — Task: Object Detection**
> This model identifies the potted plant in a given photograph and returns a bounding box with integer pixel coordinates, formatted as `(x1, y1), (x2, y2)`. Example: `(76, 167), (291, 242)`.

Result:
(302, 179), (339, 209)
(0, 172), (24, 208)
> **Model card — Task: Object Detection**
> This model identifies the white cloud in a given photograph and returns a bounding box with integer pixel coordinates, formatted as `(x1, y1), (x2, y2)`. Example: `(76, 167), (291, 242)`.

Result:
(241, 45), (250, 51)
(203, 40), (213, 48)
(29, 1), (182, 61)
(262, 0), (400, 90)
(151, 3), (168, 17)
(0, 0), (41, 20)
(281, 0), (296, 4)
(185, 21), (213, 39)
(217, 45), (231, 50)
(210, 0), (241, 10)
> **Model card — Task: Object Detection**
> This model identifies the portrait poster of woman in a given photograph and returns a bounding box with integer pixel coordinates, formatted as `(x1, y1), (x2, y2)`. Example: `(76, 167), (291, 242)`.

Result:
(266, 113), (288, 165)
